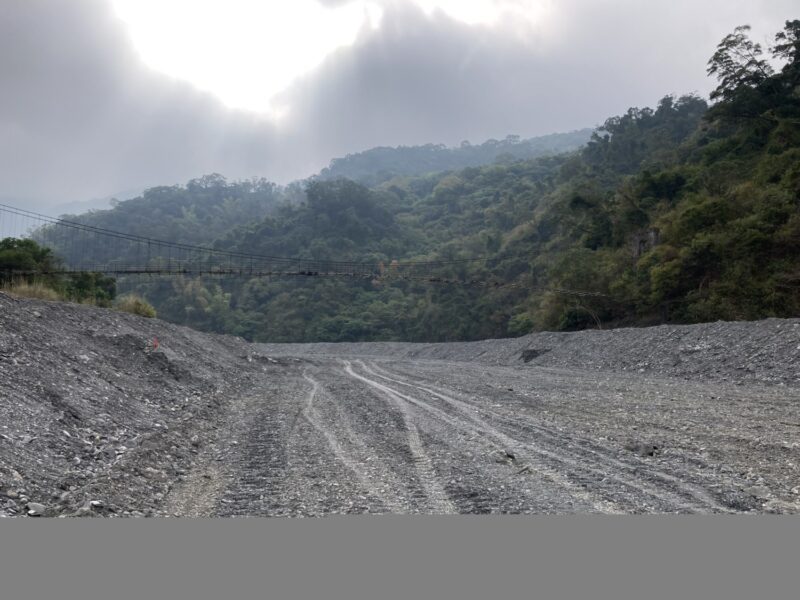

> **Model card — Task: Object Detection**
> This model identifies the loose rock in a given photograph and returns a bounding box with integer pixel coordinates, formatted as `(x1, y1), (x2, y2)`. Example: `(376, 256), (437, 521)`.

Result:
(26, 502), (46, 516)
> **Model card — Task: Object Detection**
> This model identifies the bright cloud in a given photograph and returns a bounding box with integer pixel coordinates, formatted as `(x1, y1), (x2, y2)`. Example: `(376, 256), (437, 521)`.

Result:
(110, 0), (552, 116)
(111, 0), (384, 115)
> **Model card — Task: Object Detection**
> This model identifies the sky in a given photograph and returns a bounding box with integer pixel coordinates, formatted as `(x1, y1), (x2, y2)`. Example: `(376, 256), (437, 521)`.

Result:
(0, 0), (795, 211)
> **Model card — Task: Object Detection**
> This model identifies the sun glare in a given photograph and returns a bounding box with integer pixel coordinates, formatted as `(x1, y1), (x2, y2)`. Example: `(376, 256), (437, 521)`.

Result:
(111, 0), (547, 116)
(111, 0), (383, 116)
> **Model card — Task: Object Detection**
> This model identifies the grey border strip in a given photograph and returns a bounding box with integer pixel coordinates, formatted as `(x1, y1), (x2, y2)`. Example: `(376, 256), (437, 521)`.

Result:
(1, 515), (798, 600)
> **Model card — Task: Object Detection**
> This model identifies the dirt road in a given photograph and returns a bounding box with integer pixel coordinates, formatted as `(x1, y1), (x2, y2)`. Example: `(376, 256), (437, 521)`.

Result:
(174, 355), (800, 516)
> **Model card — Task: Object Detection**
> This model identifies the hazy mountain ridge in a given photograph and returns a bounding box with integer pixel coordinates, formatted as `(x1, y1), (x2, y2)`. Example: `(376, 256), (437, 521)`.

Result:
(315, 130), (593, 186)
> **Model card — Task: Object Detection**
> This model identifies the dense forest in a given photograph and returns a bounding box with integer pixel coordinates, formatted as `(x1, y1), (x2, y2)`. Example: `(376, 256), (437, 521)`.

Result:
(16, 21), (800, 343)
(71, 175), (296, 246)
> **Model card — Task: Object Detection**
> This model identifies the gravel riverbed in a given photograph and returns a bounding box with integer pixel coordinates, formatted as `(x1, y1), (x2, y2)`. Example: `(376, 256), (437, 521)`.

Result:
(2, 292), (798, 517)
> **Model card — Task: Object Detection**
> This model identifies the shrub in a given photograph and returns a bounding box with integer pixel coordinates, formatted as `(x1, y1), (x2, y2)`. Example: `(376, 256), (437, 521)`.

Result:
(115, 294), (157, 318)
(65, 272), (116, 307)
(0, 280), (62, 301)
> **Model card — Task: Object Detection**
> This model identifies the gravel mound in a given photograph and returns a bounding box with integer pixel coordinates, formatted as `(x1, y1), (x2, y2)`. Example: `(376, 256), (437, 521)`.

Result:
(0, 292), (256, 518)
(258, 318), (800, 386)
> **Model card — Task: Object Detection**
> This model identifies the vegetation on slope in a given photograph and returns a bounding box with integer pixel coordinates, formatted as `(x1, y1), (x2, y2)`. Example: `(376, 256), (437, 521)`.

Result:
(115, 294), (157, 318)
(60, 174), (294, 247)
(1, 238), (116, 305)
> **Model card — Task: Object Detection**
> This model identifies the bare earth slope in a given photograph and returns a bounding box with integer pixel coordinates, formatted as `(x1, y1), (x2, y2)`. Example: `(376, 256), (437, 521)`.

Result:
(2, 292), (799, 516)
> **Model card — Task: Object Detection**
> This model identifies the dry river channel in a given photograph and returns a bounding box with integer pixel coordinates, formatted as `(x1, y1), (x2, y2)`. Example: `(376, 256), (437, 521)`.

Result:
(168, 355), (800, 516)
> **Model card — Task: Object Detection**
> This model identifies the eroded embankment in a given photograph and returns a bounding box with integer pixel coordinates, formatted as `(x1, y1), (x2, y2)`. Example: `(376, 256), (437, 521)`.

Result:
(0, 292), (257, 517)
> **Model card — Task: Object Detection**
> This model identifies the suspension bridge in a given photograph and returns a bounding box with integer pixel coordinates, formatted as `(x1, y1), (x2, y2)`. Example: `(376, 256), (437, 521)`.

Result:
(0, 202), (608, 297)
(0, 203), (492, 285)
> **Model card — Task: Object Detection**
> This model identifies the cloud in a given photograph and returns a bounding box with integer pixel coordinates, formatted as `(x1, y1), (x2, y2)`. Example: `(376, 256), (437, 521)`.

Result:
(0, 0), (282, 208)
(274, 0), (796, 161)
(0, 0), (796, 208)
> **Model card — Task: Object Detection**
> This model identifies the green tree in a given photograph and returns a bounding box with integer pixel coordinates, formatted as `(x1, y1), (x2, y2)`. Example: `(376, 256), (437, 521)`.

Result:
(707, 25), (773, 103)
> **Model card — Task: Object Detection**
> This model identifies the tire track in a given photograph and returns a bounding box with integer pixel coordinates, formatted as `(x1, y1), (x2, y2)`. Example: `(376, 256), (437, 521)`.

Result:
(351, 361), (620, 513)
(342, 361), (456, 514)
(344, 360), (612, 513)
(300, 371), (410, 513)
(216, 391), (292, 516)
(361, 361), (732, 513)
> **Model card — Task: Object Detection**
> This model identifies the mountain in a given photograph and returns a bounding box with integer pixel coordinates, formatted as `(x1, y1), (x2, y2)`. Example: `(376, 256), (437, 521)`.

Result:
(315, 130), (593, 187)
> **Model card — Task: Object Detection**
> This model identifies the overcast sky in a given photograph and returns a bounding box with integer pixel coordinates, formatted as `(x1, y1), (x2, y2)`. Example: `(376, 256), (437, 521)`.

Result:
(0, 0), (795, 210)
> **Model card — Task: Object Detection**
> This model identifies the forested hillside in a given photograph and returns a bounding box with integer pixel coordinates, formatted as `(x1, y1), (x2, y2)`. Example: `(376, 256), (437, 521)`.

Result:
(35, 21), (800, 343)
(316, 130), (592, 187)
(59, 174), (295, 246)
